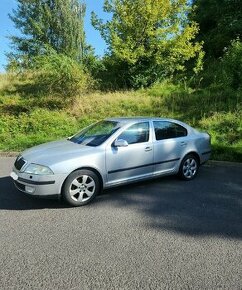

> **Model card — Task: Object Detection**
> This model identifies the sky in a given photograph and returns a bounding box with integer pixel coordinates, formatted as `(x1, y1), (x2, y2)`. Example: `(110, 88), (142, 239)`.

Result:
(0, 0), (109, 72)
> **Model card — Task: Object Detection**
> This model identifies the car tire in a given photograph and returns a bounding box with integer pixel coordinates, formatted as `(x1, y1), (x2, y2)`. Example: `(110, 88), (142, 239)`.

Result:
(62, 169), (100, 206)
(179, 154), (199, 180)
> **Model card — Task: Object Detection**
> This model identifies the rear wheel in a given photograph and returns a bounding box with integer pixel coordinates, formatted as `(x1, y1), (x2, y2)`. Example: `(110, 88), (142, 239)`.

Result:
(62, 169), (100, 206)
(179, 154), (199, 180)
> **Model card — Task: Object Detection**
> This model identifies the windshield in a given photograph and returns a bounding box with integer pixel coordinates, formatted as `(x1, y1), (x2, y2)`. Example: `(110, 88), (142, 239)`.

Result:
(69, 120), (120, 146)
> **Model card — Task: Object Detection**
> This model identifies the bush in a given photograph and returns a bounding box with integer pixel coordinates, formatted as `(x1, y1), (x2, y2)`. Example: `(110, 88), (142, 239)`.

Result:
(222, 39), (242, 89)
(31, 52), (93, 97)
(199, 111), (242, 146)
(198, 111), (242, 162)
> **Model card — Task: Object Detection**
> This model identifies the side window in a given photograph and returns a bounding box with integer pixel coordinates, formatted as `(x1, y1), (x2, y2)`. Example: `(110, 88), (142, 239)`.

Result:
(118, 122), (149, 144)
(153, 121), (187, 140)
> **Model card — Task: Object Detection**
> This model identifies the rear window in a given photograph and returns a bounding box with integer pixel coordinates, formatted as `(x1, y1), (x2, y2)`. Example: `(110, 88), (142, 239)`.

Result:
(153, 121), (187, 140)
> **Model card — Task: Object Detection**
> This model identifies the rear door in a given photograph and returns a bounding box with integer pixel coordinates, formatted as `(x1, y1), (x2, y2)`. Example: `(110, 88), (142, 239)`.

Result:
(152, 121), (188, 175)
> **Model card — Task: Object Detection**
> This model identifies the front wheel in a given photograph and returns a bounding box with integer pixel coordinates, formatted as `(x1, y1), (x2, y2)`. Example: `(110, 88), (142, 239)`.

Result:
(179, 154), (199, 180)
(62, 169), (100, 206)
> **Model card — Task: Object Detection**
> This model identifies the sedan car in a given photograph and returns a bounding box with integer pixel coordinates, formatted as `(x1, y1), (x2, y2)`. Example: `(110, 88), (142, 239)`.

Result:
(10, 117), (211, 206)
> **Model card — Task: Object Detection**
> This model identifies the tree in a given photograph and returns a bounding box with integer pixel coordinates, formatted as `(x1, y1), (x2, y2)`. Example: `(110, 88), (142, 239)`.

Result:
(191, 0), (242, 58)
(92, 0), (204, 88)
(8, 0), (86, 68)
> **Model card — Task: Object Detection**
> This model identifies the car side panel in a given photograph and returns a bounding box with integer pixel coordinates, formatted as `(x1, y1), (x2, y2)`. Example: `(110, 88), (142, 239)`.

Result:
(194, 133), (212, 164)
(153, 137), (189, 175)
(105, 142), (154, 186)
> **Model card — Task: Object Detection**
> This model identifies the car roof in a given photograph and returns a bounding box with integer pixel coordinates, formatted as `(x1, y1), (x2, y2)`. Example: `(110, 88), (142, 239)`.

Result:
(106, 117), (182, 124)
(106, 117), (194, 132)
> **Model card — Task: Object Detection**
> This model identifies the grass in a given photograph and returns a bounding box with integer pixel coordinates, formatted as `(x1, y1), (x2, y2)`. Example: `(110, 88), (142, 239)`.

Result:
(0, 73), (241, 162)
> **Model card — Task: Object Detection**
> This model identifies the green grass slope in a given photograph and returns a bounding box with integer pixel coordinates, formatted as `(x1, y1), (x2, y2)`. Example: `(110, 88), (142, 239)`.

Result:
(0, 74), (241, 161)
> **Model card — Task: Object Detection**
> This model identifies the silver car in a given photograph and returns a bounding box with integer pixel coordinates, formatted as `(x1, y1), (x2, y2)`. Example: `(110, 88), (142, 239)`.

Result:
(10, 117), (211, 206)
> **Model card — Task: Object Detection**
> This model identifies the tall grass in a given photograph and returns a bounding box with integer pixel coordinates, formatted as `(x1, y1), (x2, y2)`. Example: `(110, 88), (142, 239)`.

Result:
(0, 73), (241, 161)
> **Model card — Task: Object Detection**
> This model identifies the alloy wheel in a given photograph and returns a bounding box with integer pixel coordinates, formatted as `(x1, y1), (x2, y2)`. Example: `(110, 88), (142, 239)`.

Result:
(182, 157), (198, 179)
(69, 175), (96, 202)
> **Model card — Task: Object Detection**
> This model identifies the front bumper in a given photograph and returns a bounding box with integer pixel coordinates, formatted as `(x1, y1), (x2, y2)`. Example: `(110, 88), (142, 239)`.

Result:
(10, 168), (67, 197)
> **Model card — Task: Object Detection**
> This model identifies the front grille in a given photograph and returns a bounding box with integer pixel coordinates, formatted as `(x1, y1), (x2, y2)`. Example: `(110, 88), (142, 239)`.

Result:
(14, 156), (26, 171)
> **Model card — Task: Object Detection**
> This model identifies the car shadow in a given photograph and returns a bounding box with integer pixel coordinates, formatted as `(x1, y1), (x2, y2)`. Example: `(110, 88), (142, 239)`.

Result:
(0, 176), (66, 210)
(97, 164), (242, 239)
(1, 164), (242, 239)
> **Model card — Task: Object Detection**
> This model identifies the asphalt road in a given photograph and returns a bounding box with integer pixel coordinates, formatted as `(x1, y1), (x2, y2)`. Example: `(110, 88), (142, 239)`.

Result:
(0, 157), (242, 289)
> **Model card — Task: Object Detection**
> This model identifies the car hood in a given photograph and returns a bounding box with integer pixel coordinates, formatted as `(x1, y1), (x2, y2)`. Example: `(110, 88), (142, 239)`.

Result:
(21, 139), (98, 166)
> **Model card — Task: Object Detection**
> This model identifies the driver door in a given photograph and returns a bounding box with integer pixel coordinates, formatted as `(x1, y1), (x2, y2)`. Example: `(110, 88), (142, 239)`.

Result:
(105, 122), (154, 185)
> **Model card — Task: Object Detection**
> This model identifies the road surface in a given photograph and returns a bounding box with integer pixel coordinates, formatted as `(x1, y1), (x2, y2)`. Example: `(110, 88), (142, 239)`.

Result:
(0, 157), (242, 289)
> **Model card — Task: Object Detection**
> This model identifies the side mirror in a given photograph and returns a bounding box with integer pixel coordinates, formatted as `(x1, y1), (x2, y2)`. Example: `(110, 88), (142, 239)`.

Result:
(114, 139), (129, 147)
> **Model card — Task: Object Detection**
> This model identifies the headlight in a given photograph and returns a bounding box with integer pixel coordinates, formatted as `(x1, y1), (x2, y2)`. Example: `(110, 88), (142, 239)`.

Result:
(24, 164), (54, 175)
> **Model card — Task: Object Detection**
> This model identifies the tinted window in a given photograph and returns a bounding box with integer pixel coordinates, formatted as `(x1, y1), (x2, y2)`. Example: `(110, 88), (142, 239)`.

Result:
(118, 122), (149, 144)
(153, 121), (187, 140)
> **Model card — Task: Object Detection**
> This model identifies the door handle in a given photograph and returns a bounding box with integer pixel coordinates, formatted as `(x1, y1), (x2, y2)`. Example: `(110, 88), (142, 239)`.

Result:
(145, 146), (152, 152)
(180, 141), (187, 146)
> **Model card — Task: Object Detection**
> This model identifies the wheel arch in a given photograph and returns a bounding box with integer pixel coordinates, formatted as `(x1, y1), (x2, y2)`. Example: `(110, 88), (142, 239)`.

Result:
(181, 151), (201, 165)
(60, 166), (104, 195)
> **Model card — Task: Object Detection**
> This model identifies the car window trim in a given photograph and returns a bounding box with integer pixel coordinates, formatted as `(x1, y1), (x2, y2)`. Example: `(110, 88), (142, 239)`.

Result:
(116, 121), (151, 145)
(153, 120), (188, 141)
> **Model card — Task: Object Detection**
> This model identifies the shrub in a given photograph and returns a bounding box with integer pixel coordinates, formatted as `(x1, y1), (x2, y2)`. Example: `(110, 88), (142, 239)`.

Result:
(31, 52), (93, 97)
(199, 111), (242, 146)
(222, 39), (242, 89)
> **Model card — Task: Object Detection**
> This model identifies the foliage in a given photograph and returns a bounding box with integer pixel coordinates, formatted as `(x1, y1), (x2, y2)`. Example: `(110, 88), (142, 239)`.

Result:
(92, 56), (129, 90)
(191, 0), (242, 58)
(1, 73), (241, 161)
(0, 108), (80, 151)
(199, 111), (242, 146)
(222, 39), (242, 89)
(183, 39), (242, 106)
(2, 54), (94, 101)
(8, 0), (87, 69)
(199, 111), (242, 162)
(1, 1), (242, 163)
(92, 0), (204, 88)
(30, 52), (93, 97)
